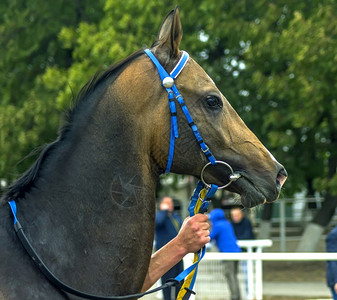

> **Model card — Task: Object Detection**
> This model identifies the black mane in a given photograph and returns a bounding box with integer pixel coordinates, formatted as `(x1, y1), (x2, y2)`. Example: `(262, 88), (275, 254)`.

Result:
(1, 50), (145, 203)
(64, 50), (144, 127)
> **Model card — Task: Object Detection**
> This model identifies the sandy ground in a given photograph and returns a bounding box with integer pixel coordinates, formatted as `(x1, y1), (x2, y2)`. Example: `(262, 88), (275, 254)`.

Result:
(263, 260), (328, 300)
(263, 260), (326, 283)
(262, 237), (330, 300)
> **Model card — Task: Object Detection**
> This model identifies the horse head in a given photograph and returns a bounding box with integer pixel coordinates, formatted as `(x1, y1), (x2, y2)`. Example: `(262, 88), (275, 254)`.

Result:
(114, 8), (287, 208)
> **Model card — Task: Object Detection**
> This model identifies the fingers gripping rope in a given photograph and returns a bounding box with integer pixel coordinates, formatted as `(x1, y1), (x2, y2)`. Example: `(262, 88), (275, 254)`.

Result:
(175, 182), (218, 300)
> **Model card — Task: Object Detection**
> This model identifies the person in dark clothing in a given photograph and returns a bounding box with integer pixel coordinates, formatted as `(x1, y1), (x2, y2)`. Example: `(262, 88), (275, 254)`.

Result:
(326, 225), (337, 300)
(230, 207), (255, 240)
(210, 208), (241, 300)
(155, 196), (183, 300)
(230, 207), (255, 298)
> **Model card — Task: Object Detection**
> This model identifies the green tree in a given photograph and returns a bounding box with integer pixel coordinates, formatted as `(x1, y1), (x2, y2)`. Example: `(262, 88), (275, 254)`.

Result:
(178, 0), (337, 248)
(0, 0), (103, 180)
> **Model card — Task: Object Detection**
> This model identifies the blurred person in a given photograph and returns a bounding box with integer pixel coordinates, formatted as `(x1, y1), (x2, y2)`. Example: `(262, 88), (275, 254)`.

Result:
(326, 225), (337, 300)
(230, 206), (255, 298)
(210, 208), (242, 300)
(155, 196), (183, 300)
(230, 207), (255, 241)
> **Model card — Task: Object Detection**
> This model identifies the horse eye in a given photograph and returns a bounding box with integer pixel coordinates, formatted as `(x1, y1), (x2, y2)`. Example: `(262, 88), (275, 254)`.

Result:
(206, 95), (222, 108)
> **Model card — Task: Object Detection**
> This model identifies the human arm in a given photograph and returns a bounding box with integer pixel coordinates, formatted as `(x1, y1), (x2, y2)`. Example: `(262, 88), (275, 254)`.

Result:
(141, 214), (210, 292)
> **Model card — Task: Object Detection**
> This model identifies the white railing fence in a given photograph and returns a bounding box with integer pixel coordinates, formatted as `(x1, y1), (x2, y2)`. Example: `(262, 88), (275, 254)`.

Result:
(183, 240), (337, 300)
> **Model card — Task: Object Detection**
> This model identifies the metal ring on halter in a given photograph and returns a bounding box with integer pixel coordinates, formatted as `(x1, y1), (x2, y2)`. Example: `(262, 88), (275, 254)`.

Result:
(200, 160), (241, 190)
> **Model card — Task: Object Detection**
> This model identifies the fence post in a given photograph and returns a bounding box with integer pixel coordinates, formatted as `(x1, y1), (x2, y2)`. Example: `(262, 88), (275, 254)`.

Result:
(255, 247), (263, 300)
(280, 200), (286, 252)
(246, 246), (254, 300)
(237, 240), (273, 300)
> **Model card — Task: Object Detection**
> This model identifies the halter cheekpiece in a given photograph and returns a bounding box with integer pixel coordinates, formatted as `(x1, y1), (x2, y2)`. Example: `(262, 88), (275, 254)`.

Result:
(144, 49), (216, 173)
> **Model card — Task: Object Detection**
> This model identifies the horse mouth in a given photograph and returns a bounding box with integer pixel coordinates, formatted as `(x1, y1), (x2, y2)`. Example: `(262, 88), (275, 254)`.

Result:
(227, 171), (285, 208)
(200, 162), (287, 208)
(202, 171), (271, 208)
(228, 175), (269, 208)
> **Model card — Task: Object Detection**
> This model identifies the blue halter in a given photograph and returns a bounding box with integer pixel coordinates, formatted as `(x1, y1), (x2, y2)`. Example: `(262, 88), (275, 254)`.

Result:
(144, 49), (216, 173)
(144, 49), (242, 299)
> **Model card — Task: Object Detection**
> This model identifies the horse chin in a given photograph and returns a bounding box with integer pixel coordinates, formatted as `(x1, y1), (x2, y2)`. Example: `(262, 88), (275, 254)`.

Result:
(226, 177), (270, 208)
(237, 187), (266, 209)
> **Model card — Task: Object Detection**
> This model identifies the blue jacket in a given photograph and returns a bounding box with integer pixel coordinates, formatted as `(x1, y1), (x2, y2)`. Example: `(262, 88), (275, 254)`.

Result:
(209, 209), (241, 253)
(155, 210), (182, 251)
(326, 225), (337, 287)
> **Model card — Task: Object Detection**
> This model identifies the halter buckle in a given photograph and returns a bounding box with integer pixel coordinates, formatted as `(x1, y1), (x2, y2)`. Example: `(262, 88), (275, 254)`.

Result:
(202, 144), (210, 153)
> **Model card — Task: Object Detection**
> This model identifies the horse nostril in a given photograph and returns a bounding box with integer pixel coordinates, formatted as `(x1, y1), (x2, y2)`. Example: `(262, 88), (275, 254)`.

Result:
(276, 167), (287, 187)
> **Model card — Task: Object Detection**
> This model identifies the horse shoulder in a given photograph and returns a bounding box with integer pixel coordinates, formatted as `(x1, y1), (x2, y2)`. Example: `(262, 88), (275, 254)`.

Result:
(0, 204), (65, 299)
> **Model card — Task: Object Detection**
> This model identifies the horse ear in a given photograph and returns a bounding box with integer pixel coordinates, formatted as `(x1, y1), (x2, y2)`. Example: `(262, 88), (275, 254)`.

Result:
(154, 7), (182, 60)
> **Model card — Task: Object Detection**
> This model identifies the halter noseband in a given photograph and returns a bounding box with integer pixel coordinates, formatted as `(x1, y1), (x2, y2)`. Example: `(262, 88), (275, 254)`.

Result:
(144, 49), (241, 188)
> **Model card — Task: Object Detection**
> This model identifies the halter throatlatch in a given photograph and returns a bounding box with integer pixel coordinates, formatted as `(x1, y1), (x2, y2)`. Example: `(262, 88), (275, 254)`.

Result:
(145, 49), (241, 299)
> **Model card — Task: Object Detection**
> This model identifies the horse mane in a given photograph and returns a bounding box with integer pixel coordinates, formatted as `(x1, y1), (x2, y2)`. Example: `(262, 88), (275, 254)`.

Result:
(1, 49), (145, 203)
(61, 49), (145, 136)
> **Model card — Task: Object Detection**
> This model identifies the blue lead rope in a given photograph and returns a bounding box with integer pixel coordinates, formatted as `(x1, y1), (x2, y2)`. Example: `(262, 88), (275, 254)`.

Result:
(8, 200), (18, 224)
(7, 201), (183, 300)
(174, 181), (218, 300)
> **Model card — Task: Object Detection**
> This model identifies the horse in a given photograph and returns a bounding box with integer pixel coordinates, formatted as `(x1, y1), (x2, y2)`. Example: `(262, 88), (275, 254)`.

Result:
(0, 7), (287, 300)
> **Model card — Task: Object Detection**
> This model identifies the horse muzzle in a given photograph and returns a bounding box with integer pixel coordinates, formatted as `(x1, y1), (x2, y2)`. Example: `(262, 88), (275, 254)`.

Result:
(200, 160), (287, 208)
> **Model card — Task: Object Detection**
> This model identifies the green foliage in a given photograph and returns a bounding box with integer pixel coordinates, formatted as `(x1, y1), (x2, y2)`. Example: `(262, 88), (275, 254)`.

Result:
(1, 0), (337, 200)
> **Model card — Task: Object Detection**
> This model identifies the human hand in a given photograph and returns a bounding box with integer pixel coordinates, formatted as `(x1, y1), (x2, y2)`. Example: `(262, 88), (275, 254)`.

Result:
(334, 282), (337, 293)
(175, 214), (210, 254)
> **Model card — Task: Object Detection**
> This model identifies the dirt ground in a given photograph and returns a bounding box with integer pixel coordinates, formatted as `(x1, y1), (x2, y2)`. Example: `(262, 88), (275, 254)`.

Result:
(263, 260), (327, 300)
(263, 260), (326, 283)
(262, 237), (328, 300)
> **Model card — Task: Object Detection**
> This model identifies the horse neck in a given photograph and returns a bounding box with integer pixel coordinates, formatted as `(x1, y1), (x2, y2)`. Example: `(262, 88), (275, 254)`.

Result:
(19, 88), (158, 294)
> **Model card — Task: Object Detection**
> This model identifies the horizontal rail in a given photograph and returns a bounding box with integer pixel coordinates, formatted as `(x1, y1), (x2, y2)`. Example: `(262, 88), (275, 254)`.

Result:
(237, 239), (273, 248)
(194, 252), (337, 261)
